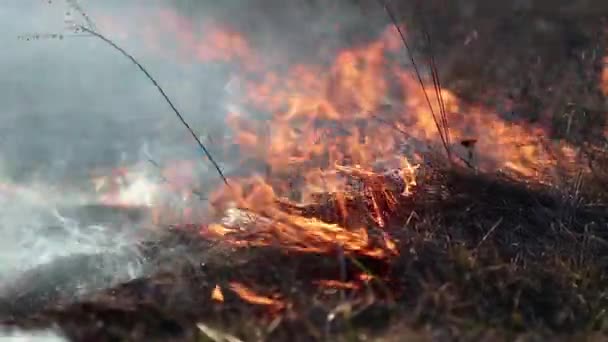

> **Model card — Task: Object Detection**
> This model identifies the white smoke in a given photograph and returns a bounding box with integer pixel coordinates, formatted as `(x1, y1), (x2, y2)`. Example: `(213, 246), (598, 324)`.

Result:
(0, 181), (148, 282)
(0, 327), (67, 342)
(0, 0), (382, 319)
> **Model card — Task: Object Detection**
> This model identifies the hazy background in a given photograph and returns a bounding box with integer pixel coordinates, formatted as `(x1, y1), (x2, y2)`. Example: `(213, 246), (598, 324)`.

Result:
(0, 0), (386, 186)
(1, 1), (229, 185)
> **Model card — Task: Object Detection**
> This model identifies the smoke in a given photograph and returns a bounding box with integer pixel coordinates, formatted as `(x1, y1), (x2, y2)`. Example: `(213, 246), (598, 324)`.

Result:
(1, 0), (386, 184)
(0, 184), (146, 278)
(1, 1), (235, 184)
(0, 0), (231, 311)
(0, 0), (390, 317)
(0, 327), (67, 342)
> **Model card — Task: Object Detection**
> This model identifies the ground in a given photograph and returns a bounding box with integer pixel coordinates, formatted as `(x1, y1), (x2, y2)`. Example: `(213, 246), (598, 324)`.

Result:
(2, 167), (607, 341)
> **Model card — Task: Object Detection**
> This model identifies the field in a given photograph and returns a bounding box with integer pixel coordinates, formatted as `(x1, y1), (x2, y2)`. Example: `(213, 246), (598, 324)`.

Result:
(2, 1), (608, 341)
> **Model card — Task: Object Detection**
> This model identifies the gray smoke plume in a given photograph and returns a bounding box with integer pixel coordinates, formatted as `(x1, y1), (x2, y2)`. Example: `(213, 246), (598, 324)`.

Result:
(0, 0), (234, 314)
(0, 0), (387, 320)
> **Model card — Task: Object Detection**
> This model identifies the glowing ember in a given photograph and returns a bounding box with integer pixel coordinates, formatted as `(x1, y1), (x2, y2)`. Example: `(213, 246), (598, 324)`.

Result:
(228, 282), (285, 310)
(602, 55), (608, 97)
(211, 285), (224, 302)
(315, 279), (360, 290)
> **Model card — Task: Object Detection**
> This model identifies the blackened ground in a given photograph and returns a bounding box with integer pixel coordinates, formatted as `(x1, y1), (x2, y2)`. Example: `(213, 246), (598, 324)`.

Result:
(1, 165), (607, 341)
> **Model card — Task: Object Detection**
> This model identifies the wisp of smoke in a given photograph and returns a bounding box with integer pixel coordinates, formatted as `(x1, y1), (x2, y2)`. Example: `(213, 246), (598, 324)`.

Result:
(0, 327), (67, 342)
(0, 181), (150, 303)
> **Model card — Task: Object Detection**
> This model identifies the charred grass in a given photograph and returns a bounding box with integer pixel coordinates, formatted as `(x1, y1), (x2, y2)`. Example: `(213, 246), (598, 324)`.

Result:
(5, 0), (608, 340)
(2, 163), (608, 341)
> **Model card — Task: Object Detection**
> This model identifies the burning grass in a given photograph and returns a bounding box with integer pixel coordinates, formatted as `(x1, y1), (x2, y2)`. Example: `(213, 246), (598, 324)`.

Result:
(5, 0), (608, 340)
(2, 163), (608, 341)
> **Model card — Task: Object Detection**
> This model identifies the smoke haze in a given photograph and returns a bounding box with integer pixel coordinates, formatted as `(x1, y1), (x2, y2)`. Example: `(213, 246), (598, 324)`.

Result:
(0, 0), (386, 308)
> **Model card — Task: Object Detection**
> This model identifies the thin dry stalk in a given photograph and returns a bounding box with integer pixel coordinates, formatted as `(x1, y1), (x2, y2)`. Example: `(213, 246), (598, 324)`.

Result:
(376, 0), (452, 161)
(21, 0), (230, 186)
(77, 25), (229, 186)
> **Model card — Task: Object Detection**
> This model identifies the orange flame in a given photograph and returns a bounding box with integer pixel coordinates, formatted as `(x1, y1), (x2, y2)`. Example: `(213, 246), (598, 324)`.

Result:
(211, 284), (225, 302)
(602, 55), (608, 97)
(205, 174), (400, 258)
(315, 279), (360, 290)
(89, 9), (588, 299)
(228, 282), (285, 310)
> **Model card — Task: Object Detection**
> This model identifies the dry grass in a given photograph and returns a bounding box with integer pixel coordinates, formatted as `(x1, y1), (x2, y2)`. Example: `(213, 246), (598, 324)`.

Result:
(5, 1), (608, 341)
(1, 163), (607, 341)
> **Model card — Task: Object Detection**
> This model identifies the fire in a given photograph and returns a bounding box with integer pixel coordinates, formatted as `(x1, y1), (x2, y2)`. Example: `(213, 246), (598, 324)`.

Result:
(95, 7), (572, 181)
(93, 7), (581, 253)
(315, 279), (360, 290)
(91, 167), (159, 208)
(230, 31), (401, 174)
(221, 25), (566, 186)
(90, 160), (208, 225)
(211, 284), (224, 302)
(602, 55), (608, 97)
(601, 54), (608, 154)
(88, 7), (593, 309)
(228, 282), (285, 310)
(211, 283), (284, 310)
(91, 7), (582, 237)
